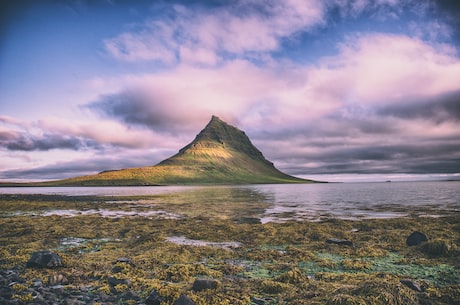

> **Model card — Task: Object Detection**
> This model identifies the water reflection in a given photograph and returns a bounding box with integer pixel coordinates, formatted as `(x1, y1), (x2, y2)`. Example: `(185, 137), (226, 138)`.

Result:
(153, 186), (273, 222)
(1, 181), (459, 222)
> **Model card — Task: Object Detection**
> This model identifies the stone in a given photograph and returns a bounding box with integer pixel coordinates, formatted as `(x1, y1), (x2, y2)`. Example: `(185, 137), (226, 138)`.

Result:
(107, 276), (131, 287)
(420, 240), (449, 256)
(326, 238), (354, 247)
(0, 286), (13, 299)
(406, 231), (428, 246)
(400, 279), (423, 292)
(26, 251), (63, 268)
(173, 294), (196, 305)
(115, 257), (135, 266)
(112, 266), (124, 273)
(120, 290), (140, 301)
(192, 278), (219, 292)
(145, 289), (165, 305)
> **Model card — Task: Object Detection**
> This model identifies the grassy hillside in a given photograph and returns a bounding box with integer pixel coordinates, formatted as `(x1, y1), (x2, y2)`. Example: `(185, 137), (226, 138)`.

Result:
(14, 116), (315, 186)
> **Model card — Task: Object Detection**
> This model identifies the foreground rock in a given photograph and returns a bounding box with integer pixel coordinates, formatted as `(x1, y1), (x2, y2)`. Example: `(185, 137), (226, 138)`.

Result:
(0, 269), (141, 305)
(420, 240), (450, 256)
(192, 278), (220, 291)
(406, 231), (428, 246)
(26, 251), (63, 268)
(145, 289), (165, 305)
(173, 294), (196, 305)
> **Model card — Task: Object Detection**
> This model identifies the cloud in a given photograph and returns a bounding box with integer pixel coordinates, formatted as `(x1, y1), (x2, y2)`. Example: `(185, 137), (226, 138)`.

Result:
(0, 114), (178, 152)
(0, 152), (162, 180)
(377, 90), (460, 123)
(94, 32), (460, 132)
(103, 0), (325, 64)
(86, 60), (327, 135)
(2, 132), (95, 151)
(104, 0), (447, 66)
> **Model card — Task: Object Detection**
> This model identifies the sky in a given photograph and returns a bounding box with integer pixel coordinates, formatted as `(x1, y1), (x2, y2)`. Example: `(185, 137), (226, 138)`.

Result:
(1, 0), (459, 183)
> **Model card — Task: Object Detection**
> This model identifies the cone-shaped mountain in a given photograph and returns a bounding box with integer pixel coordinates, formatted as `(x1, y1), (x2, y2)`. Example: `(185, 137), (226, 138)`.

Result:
(39, 116), (314, 185)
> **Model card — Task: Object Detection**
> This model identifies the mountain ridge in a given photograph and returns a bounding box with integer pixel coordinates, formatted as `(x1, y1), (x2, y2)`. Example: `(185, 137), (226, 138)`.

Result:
(5, 116), (316, 186)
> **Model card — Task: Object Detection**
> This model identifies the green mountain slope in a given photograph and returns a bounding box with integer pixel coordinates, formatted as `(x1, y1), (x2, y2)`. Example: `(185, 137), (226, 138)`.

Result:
(33, 116), (315, 186)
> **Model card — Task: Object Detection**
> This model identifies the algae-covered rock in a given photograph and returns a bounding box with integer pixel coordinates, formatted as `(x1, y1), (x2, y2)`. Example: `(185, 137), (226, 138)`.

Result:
(192, 278), (219, 291)
(406, 231), (428, 246)
(420, 240), (449, 256)
(353, 280), (419, 305)
(326, 294), (367, 305)
(26, 251), (63, 268)
(260, 279), (291, 294)
(274, 267), (309, 285)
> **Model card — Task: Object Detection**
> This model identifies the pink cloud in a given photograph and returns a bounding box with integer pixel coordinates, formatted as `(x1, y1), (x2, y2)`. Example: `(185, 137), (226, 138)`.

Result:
(309, 33), (460, 105)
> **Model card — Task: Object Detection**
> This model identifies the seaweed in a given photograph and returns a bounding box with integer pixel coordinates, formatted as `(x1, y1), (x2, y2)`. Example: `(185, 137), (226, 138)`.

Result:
(0, 194), (459, 304)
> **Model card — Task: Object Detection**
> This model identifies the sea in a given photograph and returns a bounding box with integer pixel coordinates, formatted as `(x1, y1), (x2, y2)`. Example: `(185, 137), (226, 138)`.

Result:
(1, 181), (459, 222)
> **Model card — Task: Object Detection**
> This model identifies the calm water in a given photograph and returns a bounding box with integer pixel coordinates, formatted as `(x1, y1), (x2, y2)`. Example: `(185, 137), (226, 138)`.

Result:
(1, 181), (459, 222)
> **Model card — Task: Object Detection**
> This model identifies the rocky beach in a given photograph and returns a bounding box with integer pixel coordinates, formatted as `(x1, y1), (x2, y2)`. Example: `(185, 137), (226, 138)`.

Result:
(0, 193), (459, 305)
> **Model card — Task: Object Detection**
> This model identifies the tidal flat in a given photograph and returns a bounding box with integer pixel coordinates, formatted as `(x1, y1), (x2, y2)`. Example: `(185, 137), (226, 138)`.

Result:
(0, 193), (459, 305)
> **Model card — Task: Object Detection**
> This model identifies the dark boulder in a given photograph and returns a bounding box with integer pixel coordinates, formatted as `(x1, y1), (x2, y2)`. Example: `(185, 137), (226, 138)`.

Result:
(173, 294), (196, 305)
(145, 289), (165, 305)
(26, 251), (63, 268)
(192, 278), (219, 291)
(107, 276), (131, 287)
(326, 238), (353, 247)
(406, 231), (428, 246)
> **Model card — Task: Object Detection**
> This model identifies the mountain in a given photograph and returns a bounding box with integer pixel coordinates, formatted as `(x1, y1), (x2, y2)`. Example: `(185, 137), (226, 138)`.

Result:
(28, 116), (315, 186)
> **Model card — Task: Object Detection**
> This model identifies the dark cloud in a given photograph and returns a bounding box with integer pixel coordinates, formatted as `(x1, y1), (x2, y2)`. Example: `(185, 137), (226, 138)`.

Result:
(275, 141), (460, 176)
(433, 0), (460, 41)
(0, 131), (18, 141)
(378, 90), (460, 123)
(87, 91), (199, 134)
(0, 154), (156, 181)
(0, 132), (99, 151)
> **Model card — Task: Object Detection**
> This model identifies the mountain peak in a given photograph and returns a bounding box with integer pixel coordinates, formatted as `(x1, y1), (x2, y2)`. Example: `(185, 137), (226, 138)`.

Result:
(179, 116), (271, 165)
(42, 115), (314, 185)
